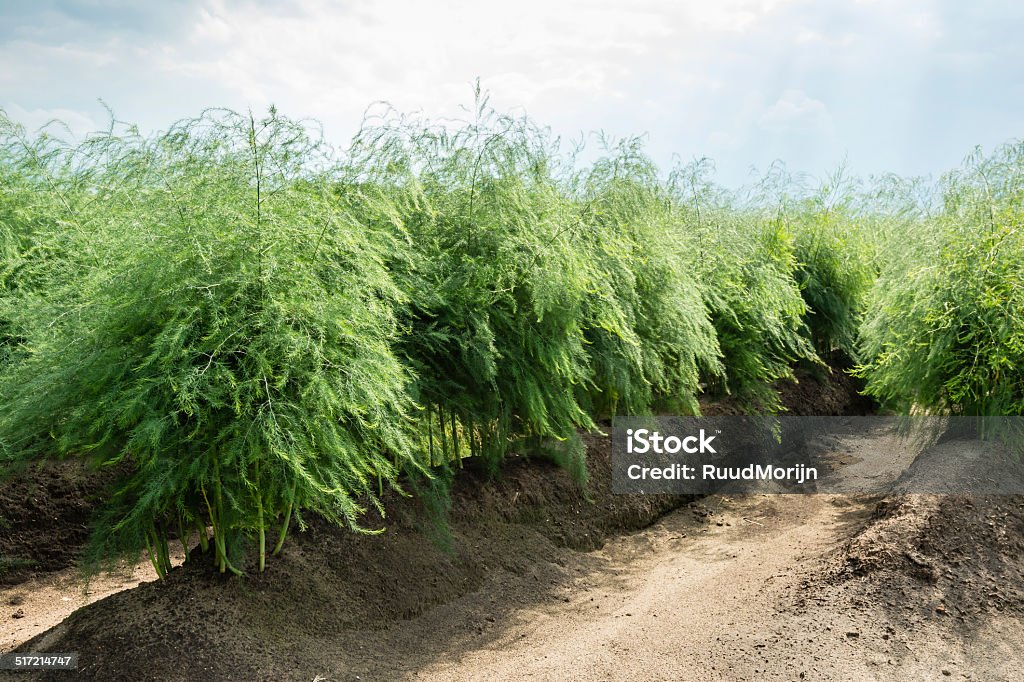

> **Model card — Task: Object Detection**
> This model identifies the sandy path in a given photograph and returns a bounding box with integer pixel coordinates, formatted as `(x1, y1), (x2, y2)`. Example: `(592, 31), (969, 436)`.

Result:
(1, 545), (184, 652)
(406, 494), (859, 681)
(408, 492), (1021, 681)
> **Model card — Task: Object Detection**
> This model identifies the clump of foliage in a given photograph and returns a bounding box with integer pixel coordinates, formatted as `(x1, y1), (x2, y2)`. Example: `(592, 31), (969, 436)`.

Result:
(671, 161), (819, 412)
(858, 143), (1024, 416)
(788, 170), (877, 358)
(350, 94), (597, 475)
(572, 139), (722, 417)
(0, 116), (78, 368)
(0, 109), (419, 575)
(0, 150), (26, 367)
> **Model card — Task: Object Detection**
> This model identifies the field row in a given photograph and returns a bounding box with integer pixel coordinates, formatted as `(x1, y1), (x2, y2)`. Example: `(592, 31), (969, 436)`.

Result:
(1, 99), (1021, 573)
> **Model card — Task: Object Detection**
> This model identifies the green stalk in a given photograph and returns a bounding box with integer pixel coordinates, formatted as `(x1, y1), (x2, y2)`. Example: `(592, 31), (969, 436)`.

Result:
(197, 523), (207, 552)
(222, 553), (245, 577)
(468, 416), (477, 459)
(439, 404), (449, 464)
(214, 463), (227, 573)
(216, 531), (227, 574)
(272, 481), (296, 556)
(451, 411), (462, 469)
(427, 404), (436, 466)
(159, 531), (171, 575)
(178, 515), (191, 564)
(196, 518), (209, 553)
(144, 531), (164, 580)
(201, 481), (226, 573)
(255, 461), (266, 573)
(212, 520), (244, 576)
(257, 493), (266, 573)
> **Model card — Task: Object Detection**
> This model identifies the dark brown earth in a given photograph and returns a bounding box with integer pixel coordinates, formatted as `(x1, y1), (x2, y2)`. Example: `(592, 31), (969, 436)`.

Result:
(703, 352), (875, 418)
(4, 362), (1022, 680)
(835, 493), (1024, 625)
(776, 353), (877, 417)
(0, 462), (119, 586)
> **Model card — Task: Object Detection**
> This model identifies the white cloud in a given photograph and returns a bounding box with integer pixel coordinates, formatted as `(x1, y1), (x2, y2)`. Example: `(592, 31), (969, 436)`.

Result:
(757, 90), (831, 133)
(908, 11), (943, 39)
(0, 0), (814, 146)
(137, 0), (804, 132)
(708, 130), (743, 151)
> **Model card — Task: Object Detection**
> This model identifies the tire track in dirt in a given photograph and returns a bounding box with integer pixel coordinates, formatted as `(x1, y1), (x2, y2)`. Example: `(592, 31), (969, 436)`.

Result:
(406, 489), (1021, 681)
(406, 494), (868, 681)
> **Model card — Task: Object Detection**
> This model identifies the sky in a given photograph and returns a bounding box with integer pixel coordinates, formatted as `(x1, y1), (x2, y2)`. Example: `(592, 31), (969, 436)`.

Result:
(1, 0), (1022, 188)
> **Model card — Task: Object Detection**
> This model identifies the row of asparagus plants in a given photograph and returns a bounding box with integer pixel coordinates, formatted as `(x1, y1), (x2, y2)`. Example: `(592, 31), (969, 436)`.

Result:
(1, 96), (1019, 574)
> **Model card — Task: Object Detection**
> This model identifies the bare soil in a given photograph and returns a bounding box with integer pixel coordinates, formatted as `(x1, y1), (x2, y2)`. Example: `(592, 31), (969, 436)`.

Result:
(1, 545), (185, 653)
(407, 493), (1024, 681)
(4, 433), (689, 681)
(0, 462), (119, 586)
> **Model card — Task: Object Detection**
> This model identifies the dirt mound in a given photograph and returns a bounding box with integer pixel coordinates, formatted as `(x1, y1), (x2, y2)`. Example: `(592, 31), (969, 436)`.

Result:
(705, 352), (876, 417)
(726, 491), (1024, 680)
(833, 493), (1024, 624)
(776, 353), (876, 417)
(0, 462), (120, 586)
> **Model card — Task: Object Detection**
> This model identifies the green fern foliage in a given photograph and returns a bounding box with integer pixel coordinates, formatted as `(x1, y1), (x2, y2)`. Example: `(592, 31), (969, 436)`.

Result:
(858, 143), (1024, 415)
(789, 172), (877, 358)
(573, 139), (722, 417)
(3, 93), (1021, 578)
(0, 109), (418, 574)
(350, 95), (596, 473)
(671, 161), (819, 412)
